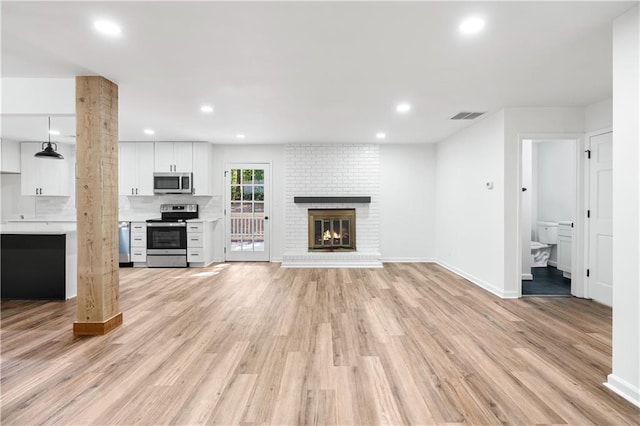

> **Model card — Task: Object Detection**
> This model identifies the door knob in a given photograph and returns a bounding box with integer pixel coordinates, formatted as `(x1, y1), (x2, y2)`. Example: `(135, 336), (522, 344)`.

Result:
(264, 216), (269, 220)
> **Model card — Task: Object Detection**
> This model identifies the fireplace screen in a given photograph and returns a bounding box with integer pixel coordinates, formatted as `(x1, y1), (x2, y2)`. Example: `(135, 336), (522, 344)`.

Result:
(308, 209), (356, 251)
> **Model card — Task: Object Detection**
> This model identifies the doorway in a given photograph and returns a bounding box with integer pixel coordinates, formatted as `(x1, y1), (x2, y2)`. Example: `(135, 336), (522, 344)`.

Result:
(224, 163), (271, 261)
(520, 138), (579, 296)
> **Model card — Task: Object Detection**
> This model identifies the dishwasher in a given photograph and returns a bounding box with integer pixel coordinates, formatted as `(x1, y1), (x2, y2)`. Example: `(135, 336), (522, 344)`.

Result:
(118, 221), (132, 265)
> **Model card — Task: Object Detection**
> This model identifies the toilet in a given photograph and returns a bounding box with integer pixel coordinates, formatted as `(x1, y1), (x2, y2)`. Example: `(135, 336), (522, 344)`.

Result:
(531, 221), (558, 267)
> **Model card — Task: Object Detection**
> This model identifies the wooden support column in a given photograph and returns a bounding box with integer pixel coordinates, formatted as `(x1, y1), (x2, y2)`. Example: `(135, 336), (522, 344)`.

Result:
(73, 76), (122, 336)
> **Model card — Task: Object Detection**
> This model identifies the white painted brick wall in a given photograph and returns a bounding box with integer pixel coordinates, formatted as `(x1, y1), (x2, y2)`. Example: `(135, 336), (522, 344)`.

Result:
(284, 143), (380, 254)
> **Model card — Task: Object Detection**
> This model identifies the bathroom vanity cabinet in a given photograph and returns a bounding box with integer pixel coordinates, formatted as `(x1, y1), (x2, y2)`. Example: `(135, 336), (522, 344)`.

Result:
(557, 222), (573, 278)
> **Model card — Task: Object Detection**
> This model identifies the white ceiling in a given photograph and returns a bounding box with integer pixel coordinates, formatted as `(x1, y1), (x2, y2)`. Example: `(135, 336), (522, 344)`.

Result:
(1, 1), (636, 144)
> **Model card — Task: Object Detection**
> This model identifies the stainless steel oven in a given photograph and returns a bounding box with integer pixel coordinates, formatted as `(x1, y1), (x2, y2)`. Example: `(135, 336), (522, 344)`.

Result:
(146, 204), (198, 268)
(146, 222), (188, 267)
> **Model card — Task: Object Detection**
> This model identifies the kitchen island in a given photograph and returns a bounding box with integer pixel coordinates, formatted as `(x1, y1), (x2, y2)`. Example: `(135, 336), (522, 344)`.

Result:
(0, 223), (77, 300)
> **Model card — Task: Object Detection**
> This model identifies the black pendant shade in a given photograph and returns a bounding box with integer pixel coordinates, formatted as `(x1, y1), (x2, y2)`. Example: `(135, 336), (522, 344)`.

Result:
(34, 117), (64, 160)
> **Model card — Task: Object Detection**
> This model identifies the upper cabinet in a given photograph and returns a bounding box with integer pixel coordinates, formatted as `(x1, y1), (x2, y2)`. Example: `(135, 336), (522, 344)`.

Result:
(1, 139), (21, 173)
(119, 142), (154, 196)
(192, 142), (213, 196)
(20, 142), (71, 196)
(154, 142), (192, 172)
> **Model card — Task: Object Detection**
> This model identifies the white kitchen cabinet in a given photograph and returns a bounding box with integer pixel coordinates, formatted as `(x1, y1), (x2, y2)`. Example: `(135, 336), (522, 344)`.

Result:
(558, 222), (573, 277)
(20, 142), (71, 196)
(192, 142), (214, 196)
(1, 139), (21, 173)
(119, 142), (154, 196)
(154, 142), (193, 173)
(187, 220), (215, 266)
(130, 221), (147, 264)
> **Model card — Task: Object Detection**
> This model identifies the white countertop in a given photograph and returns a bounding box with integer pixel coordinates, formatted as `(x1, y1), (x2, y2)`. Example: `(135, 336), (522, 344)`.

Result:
(7, 218), (76, 223)
(558, 220), (574, 226)
(1, 223), (77, 234)
(187, 216), (222, 223)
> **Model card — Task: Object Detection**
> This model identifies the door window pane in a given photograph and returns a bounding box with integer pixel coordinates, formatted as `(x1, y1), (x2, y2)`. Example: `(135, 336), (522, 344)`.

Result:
(242, 169), (253, 184)
(231, 186), (241, 201)
(231, 169), (240, 184)
(254, 169), (264, 184)
(243, 185), (253, 201)
(255, 186), (264, 201)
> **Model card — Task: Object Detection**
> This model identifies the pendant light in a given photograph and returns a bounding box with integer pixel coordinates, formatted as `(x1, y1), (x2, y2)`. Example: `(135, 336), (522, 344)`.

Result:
(34, 117), (64, 159)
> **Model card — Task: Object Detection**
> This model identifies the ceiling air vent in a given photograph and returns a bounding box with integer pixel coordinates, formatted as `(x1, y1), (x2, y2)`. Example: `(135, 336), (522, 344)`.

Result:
(451, 112), (485, 120)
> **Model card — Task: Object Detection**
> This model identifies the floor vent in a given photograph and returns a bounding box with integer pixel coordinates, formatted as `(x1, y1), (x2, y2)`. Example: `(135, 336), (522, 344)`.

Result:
(451, 112), (485, 120)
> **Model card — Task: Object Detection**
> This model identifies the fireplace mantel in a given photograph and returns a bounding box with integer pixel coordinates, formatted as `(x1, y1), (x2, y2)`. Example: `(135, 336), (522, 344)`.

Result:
(293, 196), (371, 204)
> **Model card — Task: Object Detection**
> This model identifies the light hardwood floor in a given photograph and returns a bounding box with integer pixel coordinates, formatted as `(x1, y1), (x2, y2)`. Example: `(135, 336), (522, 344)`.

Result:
(1, 263), (639, 425)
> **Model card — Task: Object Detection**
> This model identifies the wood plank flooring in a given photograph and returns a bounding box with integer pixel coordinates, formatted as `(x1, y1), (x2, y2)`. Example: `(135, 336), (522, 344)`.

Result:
(1, 263), (639, 425)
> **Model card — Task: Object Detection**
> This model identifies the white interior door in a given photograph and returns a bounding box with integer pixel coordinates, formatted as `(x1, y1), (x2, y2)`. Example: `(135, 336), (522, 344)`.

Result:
(225, 163), (270, 261)
(588, 131), (613, 306)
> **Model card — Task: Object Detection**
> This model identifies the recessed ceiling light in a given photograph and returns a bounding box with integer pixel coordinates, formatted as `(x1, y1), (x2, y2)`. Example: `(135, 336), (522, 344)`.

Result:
(144, 129), (155, 135)
(48, 129), (60, 136)
(376, 132), (386, 139)
(94, 20), (122, 36)
(236, 134), (246, 139)
(200, 105), (214, 113)
(459, 17), (485, 35)
(396, 103), (411, 113)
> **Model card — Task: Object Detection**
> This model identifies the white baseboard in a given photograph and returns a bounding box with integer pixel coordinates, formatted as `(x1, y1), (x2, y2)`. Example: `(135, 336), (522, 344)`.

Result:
(381, 257), (434, 263)
(521, 273), (533, 281)
(434, 259), (518, 299)
(548, 260), (558, 267)
(282, 252), (383, 268)
(605, 374), (640, 408)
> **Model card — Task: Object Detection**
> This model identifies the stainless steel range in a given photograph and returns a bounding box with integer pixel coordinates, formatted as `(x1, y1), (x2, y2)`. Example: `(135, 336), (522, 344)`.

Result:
(146, 204), (198, 267)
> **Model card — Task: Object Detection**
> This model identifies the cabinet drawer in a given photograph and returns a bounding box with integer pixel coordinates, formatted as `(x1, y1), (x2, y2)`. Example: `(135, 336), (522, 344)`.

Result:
(131, 222), (147, 232)
(187, 222), (204, 232)
(131, 233), (146, 247)
(131, 248), (147, 262)
(187, 233), (203, 247)
(188, 248), (203, 262)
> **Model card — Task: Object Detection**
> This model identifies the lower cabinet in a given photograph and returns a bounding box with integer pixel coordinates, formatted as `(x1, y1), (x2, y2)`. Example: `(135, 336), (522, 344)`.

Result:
(187, 220), (216, 267)
(557, 222), (572, 277)
(130, 222), (147, 264)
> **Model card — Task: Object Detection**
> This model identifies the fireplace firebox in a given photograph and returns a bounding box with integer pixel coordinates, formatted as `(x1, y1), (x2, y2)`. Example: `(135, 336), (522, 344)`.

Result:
(308, 209), (356, 251)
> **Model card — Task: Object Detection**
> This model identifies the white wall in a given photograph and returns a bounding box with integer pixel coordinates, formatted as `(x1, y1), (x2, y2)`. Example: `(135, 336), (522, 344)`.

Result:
(585, 98), (613, 132)
(1, 78), (75, 114)
(535, 140), (576, 225)
(380, 144), (436, 262)
(608, 5), (640, 407)
(435, 111), (506, 296)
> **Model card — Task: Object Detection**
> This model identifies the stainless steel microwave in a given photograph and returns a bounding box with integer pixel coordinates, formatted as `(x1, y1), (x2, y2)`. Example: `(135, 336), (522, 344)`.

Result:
(153, 172), (193, 194)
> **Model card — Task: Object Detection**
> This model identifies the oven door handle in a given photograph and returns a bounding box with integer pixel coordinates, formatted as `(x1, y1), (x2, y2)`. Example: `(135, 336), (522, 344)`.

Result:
(146, 222), (187, 227)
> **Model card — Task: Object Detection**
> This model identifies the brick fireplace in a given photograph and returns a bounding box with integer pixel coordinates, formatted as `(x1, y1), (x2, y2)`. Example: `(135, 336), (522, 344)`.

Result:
(283, 143), (382, 267)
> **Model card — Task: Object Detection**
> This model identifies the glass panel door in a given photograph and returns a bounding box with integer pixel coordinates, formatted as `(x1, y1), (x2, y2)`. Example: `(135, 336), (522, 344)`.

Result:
(225, 163), (270, 261)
